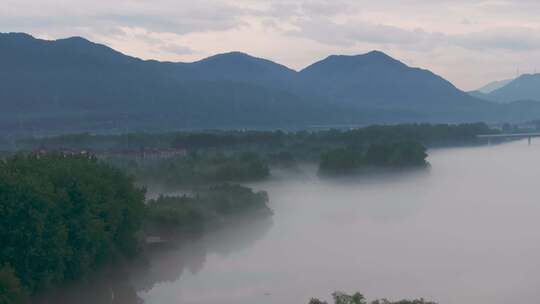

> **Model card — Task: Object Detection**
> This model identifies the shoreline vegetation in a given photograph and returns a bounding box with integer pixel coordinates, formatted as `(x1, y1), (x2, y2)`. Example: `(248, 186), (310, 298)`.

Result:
(309, 291), (437, 304)
(145, 184), (272, 236)
(0, 154), (272, 303)
(0, 123), (496, 303)
(319, 141), (428, 176)
(0, 154), (145, 302)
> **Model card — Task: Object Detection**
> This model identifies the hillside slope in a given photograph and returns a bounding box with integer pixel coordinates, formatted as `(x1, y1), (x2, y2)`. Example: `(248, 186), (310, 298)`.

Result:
(1, 33), (540, 135)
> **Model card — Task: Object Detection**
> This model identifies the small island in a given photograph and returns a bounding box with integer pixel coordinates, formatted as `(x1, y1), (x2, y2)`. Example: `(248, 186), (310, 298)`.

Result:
(319, 141), (428, 175)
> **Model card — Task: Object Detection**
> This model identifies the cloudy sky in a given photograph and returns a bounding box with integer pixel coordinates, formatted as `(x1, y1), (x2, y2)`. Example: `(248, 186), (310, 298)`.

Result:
(2, 0), (540, 90)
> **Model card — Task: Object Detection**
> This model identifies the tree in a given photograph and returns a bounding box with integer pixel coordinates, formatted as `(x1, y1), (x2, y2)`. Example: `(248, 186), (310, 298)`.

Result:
(308, 292), (437, 304)
(0, 154), (145, 294)
(332, 292), (366, 304)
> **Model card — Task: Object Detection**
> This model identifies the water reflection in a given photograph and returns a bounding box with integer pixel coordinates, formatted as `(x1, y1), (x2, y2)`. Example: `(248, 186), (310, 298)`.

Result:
(132, 214), (274, 293)
(34, 213), (274, 304)
(33, 265), (143, 304)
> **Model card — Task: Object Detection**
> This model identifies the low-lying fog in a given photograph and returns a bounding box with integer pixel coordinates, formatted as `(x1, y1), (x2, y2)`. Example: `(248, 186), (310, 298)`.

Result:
(39, 140), (540, 304)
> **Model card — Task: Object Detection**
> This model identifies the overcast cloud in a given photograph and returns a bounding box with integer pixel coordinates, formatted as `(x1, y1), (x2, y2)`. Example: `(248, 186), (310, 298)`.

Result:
(2, 0), (540, 90)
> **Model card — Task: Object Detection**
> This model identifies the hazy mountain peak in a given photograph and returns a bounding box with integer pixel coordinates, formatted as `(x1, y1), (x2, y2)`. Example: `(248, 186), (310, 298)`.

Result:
(301, 50), (405, 75)
(516, 73), (540, 81)
(0, 32), (34, 39)
(1, 32), (93, 48)
(363, 50), (395, 59)
(475, 78), (513, 94)
(0, 32), (40, 47)
(323, 50), (393, 60)
(198, 51), (252, 61)
(482, 73), (540, 103)
(190, 50), (297, 82)
(55, 36), (93, 45)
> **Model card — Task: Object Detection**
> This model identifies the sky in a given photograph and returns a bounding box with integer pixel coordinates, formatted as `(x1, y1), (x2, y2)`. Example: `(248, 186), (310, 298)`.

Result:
(2, 0), (540, 90)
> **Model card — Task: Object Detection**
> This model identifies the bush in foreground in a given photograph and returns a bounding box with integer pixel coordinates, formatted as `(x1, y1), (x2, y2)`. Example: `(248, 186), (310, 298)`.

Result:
(309, 291), (437, 304)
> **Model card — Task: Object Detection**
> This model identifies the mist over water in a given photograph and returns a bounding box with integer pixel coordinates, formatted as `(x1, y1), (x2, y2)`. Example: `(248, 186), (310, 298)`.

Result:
(147, 140), (540, 304)
(36, 140), (540, 304)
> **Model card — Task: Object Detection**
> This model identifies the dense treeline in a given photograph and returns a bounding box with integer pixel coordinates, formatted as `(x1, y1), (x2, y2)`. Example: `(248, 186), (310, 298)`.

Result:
(0, 154), (146, 300)
(309, 291), (437, 304)
(113, 151), (270, 186)
(13, 123), (496, 181)
(10, 123), (494, 186)
(0, 153), (274, 303)
(322, 123), (494, 146)
(146, 184), (271, 232)
(319, 142), (428, 175)
(17, 123), (495, 155)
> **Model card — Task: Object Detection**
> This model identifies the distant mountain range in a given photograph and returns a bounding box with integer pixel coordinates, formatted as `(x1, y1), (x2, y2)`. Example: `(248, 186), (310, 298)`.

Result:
(471, 74), (540, 103)
(475, 78), (514, 94)
(2, 32), (540, 135)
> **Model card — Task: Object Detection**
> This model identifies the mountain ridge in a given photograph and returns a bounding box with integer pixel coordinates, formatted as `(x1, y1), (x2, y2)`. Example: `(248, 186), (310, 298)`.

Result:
(475, 78), (513, 94)
(474, 73), (540, 103)
(1, 32), (540, 136)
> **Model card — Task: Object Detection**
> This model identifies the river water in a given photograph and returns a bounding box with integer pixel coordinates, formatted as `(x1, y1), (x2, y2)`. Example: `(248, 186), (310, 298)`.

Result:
(37, 140), (540, 303)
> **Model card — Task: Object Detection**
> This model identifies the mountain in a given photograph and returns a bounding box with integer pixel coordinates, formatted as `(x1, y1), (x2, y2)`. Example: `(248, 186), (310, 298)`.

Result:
(1, 32), (540, 136)
(297, 51), (481, 112)
(468, 77), (514, 103)
(483, 74), (540, 103)
(0, 33), (321, 134)
(186, 52), (297, 88)
(468, 90), (491, 100)
(476, 78), (513, 94)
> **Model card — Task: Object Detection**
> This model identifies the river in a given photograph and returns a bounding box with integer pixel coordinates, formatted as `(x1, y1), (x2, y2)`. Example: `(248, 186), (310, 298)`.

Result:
(37, 140), (540, 303)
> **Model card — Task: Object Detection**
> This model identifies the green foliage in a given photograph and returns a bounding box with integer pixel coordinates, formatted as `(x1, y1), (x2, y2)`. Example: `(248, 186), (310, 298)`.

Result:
(333, 292), (366, 304)
(146, 195), (205, 230)
(329, 123), (494, 146)
(365, 142), (427, 167)
(320, 141), (427, 175)
(146, 184), (271, 231)
(130, 152), (270, 186)
(320, 146), (362, 174)
(309, 292), (437, 304)
(22, 123), (493, 159)
(268, 151), (297, 167)
(202, 184), (270, 215)
(0, 154), (145, 294)
(0, 265), (27, 304)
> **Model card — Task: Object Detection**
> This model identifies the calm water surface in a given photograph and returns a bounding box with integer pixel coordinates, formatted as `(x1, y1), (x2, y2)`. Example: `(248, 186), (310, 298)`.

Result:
(40, 140), (540, 303)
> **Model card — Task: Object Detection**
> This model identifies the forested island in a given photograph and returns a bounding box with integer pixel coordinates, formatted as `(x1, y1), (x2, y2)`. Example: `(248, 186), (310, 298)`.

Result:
(0, 123), (496, 303)
(319, 141), (428, 175)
